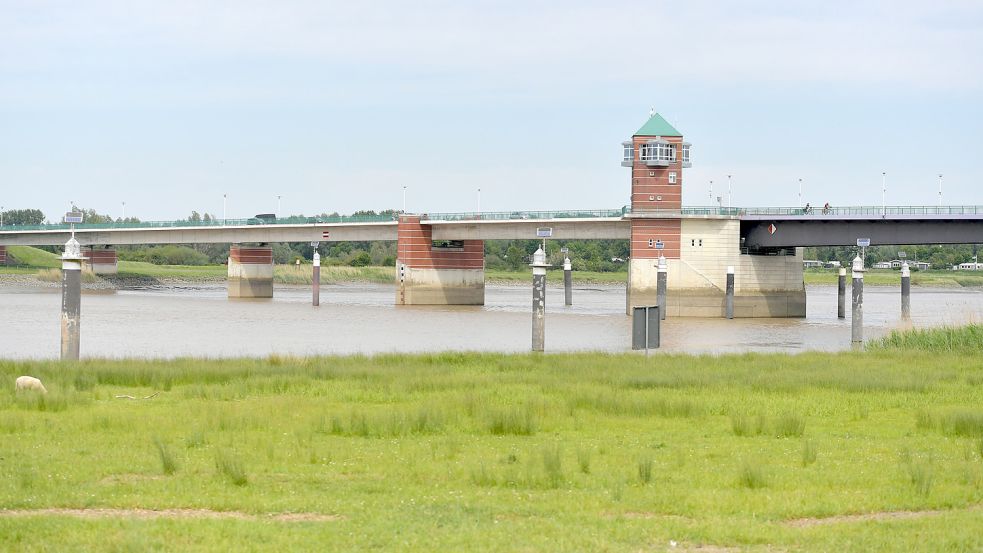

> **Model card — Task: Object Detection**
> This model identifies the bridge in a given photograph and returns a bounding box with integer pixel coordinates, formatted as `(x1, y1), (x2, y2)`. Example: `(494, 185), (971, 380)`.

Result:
(1, 205), (980, 247)
(3, 112), (981, 318)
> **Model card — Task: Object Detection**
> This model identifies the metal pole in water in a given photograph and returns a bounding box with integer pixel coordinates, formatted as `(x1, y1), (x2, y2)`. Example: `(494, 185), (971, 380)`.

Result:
(563, 255), (572, 306)
(725, 266), (735, 319)
(312, 251), (321, 307)
(656, 255), (667, 321)
(837, 268), (846, 319)
(61, 234), (83, 360)
(530, 247), (549, 352)
(901, 261), (910, 320)
(851, 256), (864, 348)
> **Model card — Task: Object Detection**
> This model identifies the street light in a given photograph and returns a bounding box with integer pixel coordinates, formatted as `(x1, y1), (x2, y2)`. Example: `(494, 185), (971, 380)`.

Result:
(938, 174), (943, 207)
(727, 175), (732, 208)
(277, 195), (281, 218)
(121, 201), (125, 221)
(402, 186), (407, 213)
(798, 178), (802, 207)
(223, 194), (227, 225)
(708, 180), (713, 205)
(881, 172), (886, 215)
(1, 206), (4, 227)
(477, 188), (481, 214)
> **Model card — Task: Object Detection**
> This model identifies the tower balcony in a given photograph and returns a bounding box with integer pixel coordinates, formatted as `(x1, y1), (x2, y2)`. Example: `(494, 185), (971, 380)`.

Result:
(621, 141), (634, 167)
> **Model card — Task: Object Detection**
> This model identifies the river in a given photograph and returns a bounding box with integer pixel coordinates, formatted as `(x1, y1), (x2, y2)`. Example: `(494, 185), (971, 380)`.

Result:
(1, 283), (980, 358)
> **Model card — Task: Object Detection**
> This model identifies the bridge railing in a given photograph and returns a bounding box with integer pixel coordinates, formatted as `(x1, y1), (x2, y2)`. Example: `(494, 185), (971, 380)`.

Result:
(423, 208), (630, 221)
(735, 205), (983, 217)
(0, 214), (398, 231)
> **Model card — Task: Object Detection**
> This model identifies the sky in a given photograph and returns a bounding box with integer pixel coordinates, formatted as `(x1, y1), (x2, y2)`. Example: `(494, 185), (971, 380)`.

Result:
(1, 0), (981, 222)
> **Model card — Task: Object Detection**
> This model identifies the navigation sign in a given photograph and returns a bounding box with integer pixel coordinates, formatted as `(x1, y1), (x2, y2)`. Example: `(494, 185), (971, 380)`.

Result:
(321, 231), (330, 239)
(857, 238), (871, 247)
(64, 212), (83, 224)
(655, 240), (665, 250)
(560, 247), (569, 254)
(767, 223), (778, 235)
(536, 227), (553, 238)
(898, 251), (907, 259)
(310, 241), (319, 248)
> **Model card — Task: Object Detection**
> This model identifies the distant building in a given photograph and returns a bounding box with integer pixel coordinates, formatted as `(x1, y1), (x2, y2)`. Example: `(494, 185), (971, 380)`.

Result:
(957, 262), (983, 270)
(825, 260), (842, 268)
(803, 260), (824, 268)
(873, 261), (893, 269)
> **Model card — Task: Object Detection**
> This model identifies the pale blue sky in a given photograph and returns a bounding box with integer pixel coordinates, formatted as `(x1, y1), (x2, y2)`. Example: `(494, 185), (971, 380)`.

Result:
(1, 0), (981, 221)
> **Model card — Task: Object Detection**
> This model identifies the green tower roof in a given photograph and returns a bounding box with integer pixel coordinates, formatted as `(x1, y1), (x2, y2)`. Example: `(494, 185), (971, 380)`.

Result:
(633, 113), (682, 137)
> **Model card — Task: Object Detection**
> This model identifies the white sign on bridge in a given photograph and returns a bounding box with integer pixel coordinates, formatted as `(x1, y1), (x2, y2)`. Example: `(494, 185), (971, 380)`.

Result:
(857, 238), (871, 247)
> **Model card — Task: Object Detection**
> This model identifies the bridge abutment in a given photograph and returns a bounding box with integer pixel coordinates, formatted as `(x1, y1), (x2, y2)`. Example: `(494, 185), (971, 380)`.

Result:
(228, 246), (274, 298)
(628, 218), (806, 317)
(82, 247), (118, 274)
(396, 215), (484, 305)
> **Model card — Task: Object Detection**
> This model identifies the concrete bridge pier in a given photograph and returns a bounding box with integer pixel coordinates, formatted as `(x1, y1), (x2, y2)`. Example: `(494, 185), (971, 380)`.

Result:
(82, 247), (118, 274)
(228, 245), (274, 298)
(396, 215), (484, 305)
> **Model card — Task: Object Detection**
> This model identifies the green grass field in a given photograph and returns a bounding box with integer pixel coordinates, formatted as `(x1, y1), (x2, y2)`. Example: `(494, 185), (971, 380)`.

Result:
(1, 326), (982, 551)
(805, 268), (983, 287)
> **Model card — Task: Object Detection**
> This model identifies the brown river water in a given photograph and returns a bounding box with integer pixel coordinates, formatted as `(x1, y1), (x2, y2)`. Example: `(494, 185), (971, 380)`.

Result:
(0, 283), (980, 359)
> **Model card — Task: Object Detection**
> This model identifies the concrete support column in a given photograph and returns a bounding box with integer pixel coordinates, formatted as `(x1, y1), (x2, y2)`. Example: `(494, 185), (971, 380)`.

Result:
(837, 268), (846, 319)
(82, 247), (118, 274)
(725, 266), (735, 320)
(312, 251), (321, 307)
(563, 256), (572, 306)
(531, 247), (548, 352)
(396, 215), (484, 305)
(851, 256), (864, 347)
(656, 255), (667, 321)
(901, 261), (911, 320)
(228, 245), (274, 298)
(61, 237), (83, 360)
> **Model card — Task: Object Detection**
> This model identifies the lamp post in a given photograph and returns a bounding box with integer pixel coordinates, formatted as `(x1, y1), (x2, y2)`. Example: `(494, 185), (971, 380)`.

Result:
(881, 172), (886, 215)
(121, 201), (125, 221)
(402, 186), (407, 213)
(277, 195), (281, 218)
(727, 174), (732, 208)
(798, 178), (802, 207)
(938, 174), (943, 207)
(223, 194), (227, 225)
(477, 188), (481, 214)
(708, 180), (713, 205)
(1, 206), (4, 227)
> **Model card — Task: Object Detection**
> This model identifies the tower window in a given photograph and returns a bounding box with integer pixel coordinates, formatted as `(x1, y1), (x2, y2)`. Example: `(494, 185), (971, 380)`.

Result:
(681, 143), (692, 168)
(621, 142), (634, 167)
(669, 172), (677, 184)
(640, 140), (676, 167)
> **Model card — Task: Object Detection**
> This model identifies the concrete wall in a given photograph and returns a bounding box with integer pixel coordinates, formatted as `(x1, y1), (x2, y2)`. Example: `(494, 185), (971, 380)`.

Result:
(228, 246), (273, 298)
(397, 215), (485, 305)
(628, 218), (806, 317)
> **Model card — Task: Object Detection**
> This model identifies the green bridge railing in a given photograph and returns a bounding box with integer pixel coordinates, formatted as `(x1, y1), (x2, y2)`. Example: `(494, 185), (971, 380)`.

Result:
(1, 205), (980, 231)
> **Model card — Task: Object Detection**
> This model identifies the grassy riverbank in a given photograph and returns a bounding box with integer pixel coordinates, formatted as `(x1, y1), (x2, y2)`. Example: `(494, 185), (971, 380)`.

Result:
(805, 268), (983, 287)
(6, 246), (983, 287)
(1, 325), (982, 551)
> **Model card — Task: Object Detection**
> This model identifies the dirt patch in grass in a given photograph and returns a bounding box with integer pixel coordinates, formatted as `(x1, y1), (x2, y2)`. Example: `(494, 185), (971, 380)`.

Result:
(785, 509), (950, 527)
(0, 507), (343, 522)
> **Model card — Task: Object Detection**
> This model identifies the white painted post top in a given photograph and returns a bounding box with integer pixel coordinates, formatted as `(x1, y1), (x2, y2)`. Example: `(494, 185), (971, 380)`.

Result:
(901, 261), (910, 277)
(726, 266), (734, 275)
(563, 257), (571, 271)
(852, 255), (864, 275)
(313, 252), (320, 267)
(839, 268), (847, 276)
(62, 236), (82, 260)
(657, 255), (667, 271)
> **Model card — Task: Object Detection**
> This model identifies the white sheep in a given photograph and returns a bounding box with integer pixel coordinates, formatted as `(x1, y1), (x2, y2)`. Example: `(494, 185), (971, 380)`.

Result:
(15, 376), (47, 394)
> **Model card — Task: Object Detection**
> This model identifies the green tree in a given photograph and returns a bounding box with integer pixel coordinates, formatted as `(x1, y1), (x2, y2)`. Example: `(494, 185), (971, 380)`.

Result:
(0, 208), (45, 226)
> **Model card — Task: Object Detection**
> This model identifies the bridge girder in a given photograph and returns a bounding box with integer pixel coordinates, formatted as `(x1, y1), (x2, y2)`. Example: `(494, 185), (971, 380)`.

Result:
(742, 219), (983, 248)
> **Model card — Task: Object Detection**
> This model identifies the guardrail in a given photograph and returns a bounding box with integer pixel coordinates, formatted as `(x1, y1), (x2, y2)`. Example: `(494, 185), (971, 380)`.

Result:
(1, 205), (980, 231)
